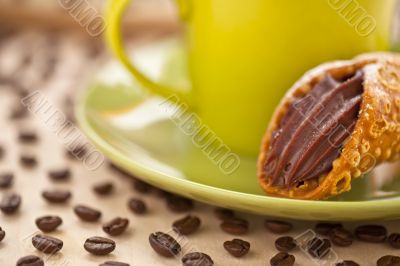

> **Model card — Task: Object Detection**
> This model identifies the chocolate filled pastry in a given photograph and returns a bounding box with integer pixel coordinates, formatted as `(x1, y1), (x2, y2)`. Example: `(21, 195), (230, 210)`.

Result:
(258, 53), (400, 200)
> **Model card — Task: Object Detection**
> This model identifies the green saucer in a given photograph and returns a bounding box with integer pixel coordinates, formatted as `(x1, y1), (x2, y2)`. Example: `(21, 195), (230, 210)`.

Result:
(76, 39), (400, 221)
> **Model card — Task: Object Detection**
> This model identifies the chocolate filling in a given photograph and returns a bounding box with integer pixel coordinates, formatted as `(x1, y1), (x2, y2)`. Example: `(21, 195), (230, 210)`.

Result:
(265, 71), (364, 188)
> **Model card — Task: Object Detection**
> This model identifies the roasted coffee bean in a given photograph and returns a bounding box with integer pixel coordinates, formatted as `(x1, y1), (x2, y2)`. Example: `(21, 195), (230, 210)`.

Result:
(132, 179), (152, 193)
(35, 215), (62, 232)
(32, 234), (63, 254)
(10, 106), (28, 120)
(102, 217), (129, 236)
(275, 236), (297, 252)
(99, 261), (130, 266)
(315, 223), (342, 235)
(223, 238), (250, 257)
(74, 205), (101, 222)
(93, 182), (114, 195)
(166, 195), (194, 213)
(388, 233), (400, 249)
(18, 131), (38, 143)
(355, 225), (387, 243)
(84, 236), (116, 256)
(0, 173), (13, 188)
(377, 255), (400, 266)
(42, 189), (71, 204)
(0, 227), (5, 242)
(270, 252), (295, 266)
(0, 193), (21, 214)
(220, 217), (249, 235)
(307, 238), (331, 258)
(182, 252), (214, 266)
(336, 261), (360, 266)
(16, 255), (44, 266)
(20, 155), (37, 168)
(172, 215), (201, 235)
(66, 145), (87, 160)
(128, 198), (147, 214)
(214, 208), (235, 221)
(149, 232), (181, 257)
(48, 169), (71, 181)
(330, 227), (353, 247)
(265, 220), (293, 234)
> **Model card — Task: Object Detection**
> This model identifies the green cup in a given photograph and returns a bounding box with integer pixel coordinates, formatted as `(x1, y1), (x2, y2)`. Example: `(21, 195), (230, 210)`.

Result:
(105, 0), (396, 156)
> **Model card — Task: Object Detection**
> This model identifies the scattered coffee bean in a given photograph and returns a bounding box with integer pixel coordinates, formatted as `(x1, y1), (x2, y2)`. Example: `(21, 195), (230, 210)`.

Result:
(66, 145), (87, 160)
(18, 131), (38, 143)
(84, 236), (116, 256)
(93, 182), (114, 195)
(48, 169), (71, 181)
(35, 215), (62, 232)
(74, 205), (101, 222)
(42, 189), (71, 204)
(0, 193), (21, 214)
(336, 261), (360, 266)
(132, 179), (152, 193)
(307, 238), (331, 258)
(149, 232), (181, 257)
(223, 238), (250, 257)
(265, 220), (293, 234)
(270, 252), (295, 266)
(315, 223), (342, 236)
(0, 173), (13, 188)
(182, 252), (214, 266)
(377, 255), (400, 266)
(16, 255), (44, 266)
(275, 236), (296, 252)
(166, 195), (194, 213)
(214, 208), (235, 221)
(330, 227), (353, 247)
(0, 227), (5, 242)
(220, 217), (249, 235)
(10, 106), (28, 120)
(388, 233), (400, 249)
(355, 225), (387, 243)
(128, 198), (147, 214)
(172, 215), (201, 235)
(20, 155), (37, 168)
(102, 217), (129, 236)
(32, 234), (63, 254)
(99, 261), (130, 266)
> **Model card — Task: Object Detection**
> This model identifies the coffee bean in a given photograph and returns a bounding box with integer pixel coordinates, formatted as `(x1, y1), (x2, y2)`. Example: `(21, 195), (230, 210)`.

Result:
(0, 227), (5, 242)
(265, 220), (293, 234)
(182, 252), (214, 266)
(166, 195), (194, 213)
(315, 223), (342, 236)
(388, 233), (400, 249)
(10, 106), (28, 120)
(214, 208), (235, 221)
(0, 146), (4, 159)
(307, 238), (331, 258)
(74, 205), (102, 222)
(275, 236), (297, 252)
(48, 169), (71, 181)
(149, 232), (181, 257)
(93, 182), (114, 195)
(223, 238), (250, 257)
(0, 193), (21, 214)
(84, 236), (116, 256)
(220, 217), (249, 235)
(18, 131), (38, 143)
(128, 198), (147, 214)
(0, 173), (13, 188)
(336, 261), (360, 266)
(355, 225), (387, 243)
(377, 255), (400, 266)
(32, 234), (63, 254)
(99, 261), (130, 266)
(270, 252), (295, 266)
(132, 179), (152, 193)
(66, 145), (87, 160)
(172, 215), (201, 235)
(102, 217), (129, 236)
(16, 255), (44, 266)
(35, 215), (62, 232)
(42, 189), (71, 204)
(330, 227), (353, 247)
(20, 155), (37, 168)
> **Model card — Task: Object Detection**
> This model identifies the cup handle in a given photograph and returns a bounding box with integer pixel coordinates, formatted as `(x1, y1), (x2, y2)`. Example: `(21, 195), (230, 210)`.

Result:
(105, 0), (192, 104)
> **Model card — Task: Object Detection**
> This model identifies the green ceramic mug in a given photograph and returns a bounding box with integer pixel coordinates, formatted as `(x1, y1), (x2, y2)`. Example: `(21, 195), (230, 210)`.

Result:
(105, 0), (396, 156)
